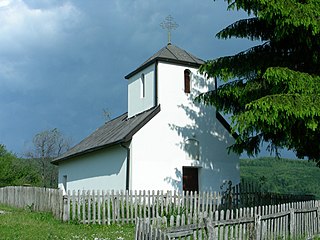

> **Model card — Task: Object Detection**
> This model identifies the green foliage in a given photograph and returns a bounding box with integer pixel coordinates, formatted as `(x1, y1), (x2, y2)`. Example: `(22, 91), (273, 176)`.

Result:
(0, 145), (41, 187)
(240, 157), (320, 198)
(0, 204), (135, 239)
(198, 0), (320, 163)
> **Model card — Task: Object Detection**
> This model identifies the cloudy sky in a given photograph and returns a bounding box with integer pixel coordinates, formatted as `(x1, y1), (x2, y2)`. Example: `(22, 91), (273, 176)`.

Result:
(0, 0), (256, 155)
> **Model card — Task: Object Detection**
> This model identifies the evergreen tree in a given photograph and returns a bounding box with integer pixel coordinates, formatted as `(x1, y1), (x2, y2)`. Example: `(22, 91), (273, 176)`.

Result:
(198, 0), (320, 163)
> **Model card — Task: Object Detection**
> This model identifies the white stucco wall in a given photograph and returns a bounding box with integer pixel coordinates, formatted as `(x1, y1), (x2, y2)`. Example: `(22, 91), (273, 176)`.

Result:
(128, 64), (156, 118)
(57, 145), (127, 193)
(58, 59), (240, 193)
(130, 62), (240, 192)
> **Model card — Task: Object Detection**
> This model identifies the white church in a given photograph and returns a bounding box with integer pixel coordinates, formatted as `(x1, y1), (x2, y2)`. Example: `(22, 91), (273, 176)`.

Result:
(52, 43), (240, 193)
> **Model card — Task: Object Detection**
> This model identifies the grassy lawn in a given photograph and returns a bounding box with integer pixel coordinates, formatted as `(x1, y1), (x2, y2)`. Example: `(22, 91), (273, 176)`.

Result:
(0, 204), (135, 240)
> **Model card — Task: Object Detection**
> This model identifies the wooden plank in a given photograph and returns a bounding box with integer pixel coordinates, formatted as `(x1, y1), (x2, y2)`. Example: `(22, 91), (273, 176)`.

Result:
(107, 191), (111, 225)
(134, 190), (138, 222)
(138, 190), (142, 219)
(204, 192), (209, 214)
(316, 203), (320, 236)
(219, 209), (225, 240)
(97, 190), (101, 224)
(77, 190), (81, 222)
(82, 190), (86, 224)
(126, 190), (129, 224)
(194, 192), (198, 219)
(212, 191), (216, 212)
(135, 217), (140, 240)
(87, 190), (91, 224)
(62, 193), (69, 222)
(92, 190), (96, 224)
(181, 191), (185, 216)
(225, 209), (230, 240)
(121, 190), (125, 224)
(165, 191), (169, 216)
(230, 209), (234, 240)
(278, 204), (287, 239)
(130, 190), (134, 223)
(170, 215), (174, 227)
(283, 203), (287, 238)
(297, 202), (301, 236)
(160, 190), (164, 217)
(255, 214), (261, 240)
(177, 191), (181, 216)
(102, 190), (106, 225)
(189, 191), (193, 217)
(151, 190), (155, 219)
(238, 208), (243, 240)
(143, 190), (147, 220)
(248, 207), (254, 240)
(111, 190), (115, 224)
(271, 205), (275, 239)
(72, 190), (76, 221)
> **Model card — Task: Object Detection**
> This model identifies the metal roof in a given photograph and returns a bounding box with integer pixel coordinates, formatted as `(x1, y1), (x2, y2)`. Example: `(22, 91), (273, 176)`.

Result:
(125, 43), (204, 79)
(52, 105), (160, 164)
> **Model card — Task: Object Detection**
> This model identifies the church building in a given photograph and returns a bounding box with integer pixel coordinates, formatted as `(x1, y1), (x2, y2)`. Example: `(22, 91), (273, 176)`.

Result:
(52, 43), (240, 193)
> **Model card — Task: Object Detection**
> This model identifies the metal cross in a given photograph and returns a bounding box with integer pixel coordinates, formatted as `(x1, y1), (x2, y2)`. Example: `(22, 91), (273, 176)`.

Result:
(160, 15), (179, 44)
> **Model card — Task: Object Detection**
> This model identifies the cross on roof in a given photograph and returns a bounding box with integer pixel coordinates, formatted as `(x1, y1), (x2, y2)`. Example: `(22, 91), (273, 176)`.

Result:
(160, 15), (179, 44)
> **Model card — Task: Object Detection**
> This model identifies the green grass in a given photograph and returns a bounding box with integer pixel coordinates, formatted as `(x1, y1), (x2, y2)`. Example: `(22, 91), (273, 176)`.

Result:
(0, 204), (135, 240)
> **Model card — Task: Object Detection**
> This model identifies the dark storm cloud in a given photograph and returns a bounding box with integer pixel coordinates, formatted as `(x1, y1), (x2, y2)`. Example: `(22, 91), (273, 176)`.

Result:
(0, 0), (254, 155)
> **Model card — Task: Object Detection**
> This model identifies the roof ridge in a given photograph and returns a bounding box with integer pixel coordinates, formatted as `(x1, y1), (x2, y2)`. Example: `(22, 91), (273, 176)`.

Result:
(125, 44), (204, 79)
(171, 44), (203, 62)
(185, 49), (202, 63)
(165, 44), (179, 60)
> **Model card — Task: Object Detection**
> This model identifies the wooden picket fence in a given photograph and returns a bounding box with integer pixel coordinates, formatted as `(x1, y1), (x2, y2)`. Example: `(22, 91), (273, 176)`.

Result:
(1, 186), (320, 239)
(135, 200), (320, 239)
(62, 186), (315, 225)
(0, 185), (315, 226)
(0, 186), (64, 219)
(63, 189), (223, 224)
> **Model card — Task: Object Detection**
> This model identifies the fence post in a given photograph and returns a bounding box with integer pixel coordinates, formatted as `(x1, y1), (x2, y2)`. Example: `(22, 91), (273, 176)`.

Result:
(316, 203), (320, 235)
(255, 214), (261, 240)
(135, 217), (140, 240)
(289, 208), (295, 238)
(204, 217), (214, 240)
(62, 195), (69, 222)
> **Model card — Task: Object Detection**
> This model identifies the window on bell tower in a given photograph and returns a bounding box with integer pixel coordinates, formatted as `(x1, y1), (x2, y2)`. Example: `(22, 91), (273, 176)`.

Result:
(140, 73), (145, 98)
(184, 69), (191, 93)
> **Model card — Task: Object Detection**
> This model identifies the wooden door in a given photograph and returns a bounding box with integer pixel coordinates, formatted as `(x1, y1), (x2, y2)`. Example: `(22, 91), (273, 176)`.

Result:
(182, 167), (199, 192)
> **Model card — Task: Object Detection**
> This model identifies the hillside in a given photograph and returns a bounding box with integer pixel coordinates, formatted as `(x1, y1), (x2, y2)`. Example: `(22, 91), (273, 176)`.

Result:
(240, 157), (320, 199)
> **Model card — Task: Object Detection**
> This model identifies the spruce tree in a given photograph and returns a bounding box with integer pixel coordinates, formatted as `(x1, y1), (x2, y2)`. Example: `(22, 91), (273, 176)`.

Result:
(198, 0), (320, 163)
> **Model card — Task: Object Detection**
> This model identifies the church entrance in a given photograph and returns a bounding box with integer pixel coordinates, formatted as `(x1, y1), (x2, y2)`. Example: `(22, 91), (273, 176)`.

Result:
(182, 166), (199, 192)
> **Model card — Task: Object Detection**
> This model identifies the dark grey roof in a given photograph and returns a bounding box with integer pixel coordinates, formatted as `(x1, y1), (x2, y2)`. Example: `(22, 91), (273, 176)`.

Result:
(52, 105), (160, 164)
(125, 44), (204, 79)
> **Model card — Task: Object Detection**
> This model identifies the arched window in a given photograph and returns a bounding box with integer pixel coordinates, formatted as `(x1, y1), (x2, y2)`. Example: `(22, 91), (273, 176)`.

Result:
(184, 69), (191, 93)
(140, 73), (145, 98)
(185, 138), (199, 160)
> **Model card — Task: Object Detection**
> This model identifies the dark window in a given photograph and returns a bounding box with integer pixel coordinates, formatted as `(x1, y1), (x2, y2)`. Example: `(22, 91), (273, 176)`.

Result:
(63, 175), (67, 192)
(141, 73), (145, 98)
(183, 166), (199, 192)
(184, 69), (191, 93)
